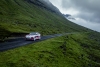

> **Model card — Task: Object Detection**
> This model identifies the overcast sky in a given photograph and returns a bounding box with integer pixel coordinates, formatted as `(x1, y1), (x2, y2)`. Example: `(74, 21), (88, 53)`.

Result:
(49, 0), (100, 32)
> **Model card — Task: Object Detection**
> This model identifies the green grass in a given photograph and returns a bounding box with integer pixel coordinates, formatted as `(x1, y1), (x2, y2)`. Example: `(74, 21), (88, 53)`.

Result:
(0, 0), (100, 67)
(0, 0), (91, 40)
(0, 32), (100, 67)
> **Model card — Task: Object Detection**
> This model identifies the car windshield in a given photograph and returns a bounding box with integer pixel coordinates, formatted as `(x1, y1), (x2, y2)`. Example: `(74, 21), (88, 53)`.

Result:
(29, 33), (38, 35)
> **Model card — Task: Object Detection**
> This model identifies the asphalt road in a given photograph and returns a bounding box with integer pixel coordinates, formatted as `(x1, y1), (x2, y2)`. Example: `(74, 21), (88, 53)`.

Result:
(0, 34), (64, 52)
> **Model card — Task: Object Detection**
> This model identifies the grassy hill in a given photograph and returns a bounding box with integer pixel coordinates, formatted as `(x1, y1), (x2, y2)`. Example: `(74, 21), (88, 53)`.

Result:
(0, 31), (100, 67)
(0, 0), (90, 40)
(0, 0), (100, 67)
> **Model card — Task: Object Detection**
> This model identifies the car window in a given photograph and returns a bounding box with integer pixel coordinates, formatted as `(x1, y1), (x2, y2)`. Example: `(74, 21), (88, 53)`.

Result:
(30, 33), (36, 35)
(29, 32), (39, 35)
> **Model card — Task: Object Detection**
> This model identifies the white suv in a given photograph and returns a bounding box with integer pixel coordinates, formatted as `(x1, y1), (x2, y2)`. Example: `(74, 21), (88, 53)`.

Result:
(25, 32), (41, 41)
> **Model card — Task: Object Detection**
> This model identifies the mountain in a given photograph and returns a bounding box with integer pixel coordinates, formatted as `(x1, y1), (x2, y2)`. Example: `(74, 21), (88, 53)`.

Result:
(64, 14), (71, 17)
(25, 0), (61, 14)
(64, 14), (76, 20)
(0, 0), (90, 40)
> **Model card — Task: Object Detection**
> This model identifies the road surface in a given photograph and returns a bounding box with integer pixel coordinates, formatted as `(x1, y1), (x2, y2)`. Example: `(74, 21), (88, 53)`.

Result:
(0, 34), (65, 52)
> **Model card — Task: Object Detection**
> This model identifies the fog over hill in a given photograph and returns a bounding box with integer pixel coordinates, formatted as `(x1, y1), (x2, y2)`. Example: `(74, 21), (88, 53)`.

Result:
(49, 0), (100, 32)
(64, 14), (100, 32)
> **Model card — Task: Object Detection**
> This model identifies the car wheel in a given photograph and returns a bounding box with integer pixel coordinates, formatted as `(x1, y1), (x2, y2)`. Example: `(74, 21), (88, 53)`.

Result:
(31, 37), (35, 41)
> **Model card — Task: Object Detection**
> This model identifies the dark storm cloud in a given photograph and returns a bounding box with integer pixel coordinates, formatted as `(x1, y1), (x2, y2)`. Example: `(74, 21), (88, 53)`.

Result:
(61, 0), (100, 23)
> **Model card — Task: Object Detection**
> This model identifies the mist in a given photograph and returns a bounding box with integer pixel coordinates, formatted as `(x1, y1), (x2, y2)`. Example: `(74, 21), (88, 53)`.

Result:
(49, 0), (100, 32)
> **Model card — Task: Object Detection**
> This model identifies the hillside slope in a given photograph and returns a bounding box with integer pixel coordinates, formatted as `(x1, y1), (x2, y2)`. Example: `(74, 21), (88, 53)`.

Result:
(0, 32), (100, 67)
(0, 0), (90, 40)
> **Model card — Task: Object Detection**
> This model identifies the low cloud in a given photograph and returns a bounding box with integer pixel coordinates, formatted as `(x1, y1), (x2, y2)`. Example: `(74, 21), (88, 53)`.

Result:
(61, 0), (100, 23)
(69, 18), (100, 32)
(49, 0), (100, 32)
